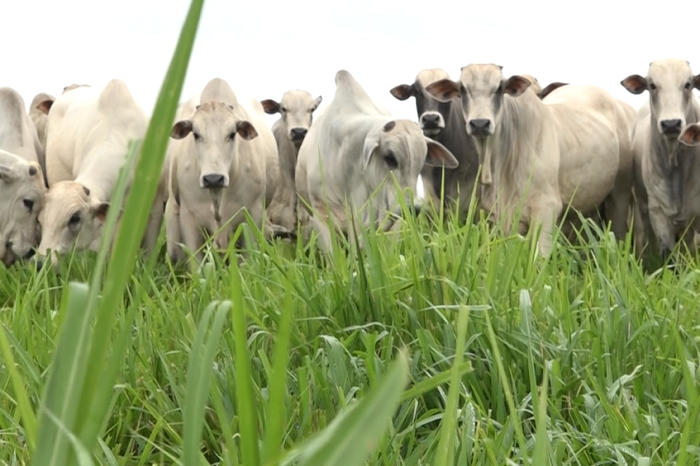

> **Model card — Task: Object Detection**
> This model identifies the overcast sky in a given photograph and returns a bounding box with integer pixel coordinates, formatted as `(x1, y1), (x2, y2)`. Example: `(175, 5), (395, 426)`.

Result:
(2, 0), (698, 125)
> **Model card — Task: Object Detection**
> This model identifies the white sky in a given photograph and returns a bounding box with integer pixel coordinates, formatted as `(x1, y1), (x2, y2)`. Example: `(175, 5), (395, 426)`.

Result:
(2, 0), (698, 126)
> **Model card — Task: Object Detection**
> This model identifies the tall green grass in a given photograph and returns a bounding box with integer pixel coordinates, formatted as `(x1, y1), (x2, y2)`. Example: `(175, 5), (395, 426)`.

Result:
(1, 0), (699, 464)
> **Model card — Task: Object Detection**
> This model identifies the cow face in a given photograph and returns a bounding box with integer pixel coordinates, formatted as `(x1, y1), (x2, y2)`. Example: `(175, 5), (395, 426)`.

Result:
(0, 150), (45, 265)
(262, 91), (322, 146)
(390, 69), (455, 137)
(622, 58), (700, 138)
(36, 181), (108, 265)
(425, 64), (531, 139)
(361, 119), (458, 221)
(171, 101), (258, 189)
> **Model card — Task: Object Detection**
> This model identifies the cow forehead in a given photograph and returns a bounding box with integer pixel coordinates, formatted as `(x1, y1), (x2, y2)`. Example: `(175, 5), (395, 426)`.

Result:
(648, 59), (694, 83)
(192, 102), (237, 127)
(281, 90), (314, 109)
(460, 64), (504, 88)
(381, 120), (425, 152)
(416, 69), (451, 88)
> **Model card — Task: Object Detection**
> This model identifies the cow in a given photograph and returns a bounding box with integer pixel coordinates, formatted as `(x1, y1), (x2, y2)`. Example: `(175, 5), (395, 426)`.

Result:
(165, 77), (279, 263)
(28, 92), (55, 170)
(621, 58), (700, 258)
(389, 69), (479, 221)
(260, 90), (322, 231)
(296, 70), (458, 252)
(0, 149), (46, 266)
(0, 87), (44, 173)
(426, 64), (630, 257)
(36, 79), (165, 265)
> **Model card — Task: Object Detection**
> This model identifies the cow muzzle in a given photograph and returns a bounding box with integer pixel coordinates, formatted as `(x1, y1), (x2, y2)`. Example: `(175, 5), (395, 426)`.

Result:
(290, 127), (308, 142)
(468, 119), (493, 137)
(660, 119), (683, 136)
(201, 173), (228, 189)
(420, 112), (444, 136)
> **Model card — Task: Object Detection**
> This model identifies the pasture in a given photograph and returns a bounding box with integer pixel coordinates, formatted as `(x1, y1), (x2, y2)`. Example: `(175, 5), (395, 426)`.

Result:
(1, 1), (700, 465)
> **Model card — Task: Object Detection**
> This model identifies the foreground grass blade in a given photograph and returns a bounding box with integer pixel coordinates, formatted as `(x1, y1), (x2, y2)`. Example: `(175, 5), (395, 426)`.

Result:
(182, 301), (230, 466)
(32, 1), (205, 464)
(289, 349), (409, 466)
(434, 306), (470, 466)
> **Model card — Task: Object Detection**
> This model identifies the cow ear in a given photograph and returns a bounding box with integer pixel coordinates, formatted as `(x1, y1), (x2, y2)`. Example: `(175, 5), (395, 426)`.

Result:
(171, 120), (193, 139)
(538, 82), (568, 100)
(236, 121), (258, 140)
(261, 99), (281, 115)
(390, 84), (414, 101)
(311, 96), (322, 112)
(504, 75), (531, 97)
(694, 74), (700, 91)
(621, 75), (648, 95)
(37, 99), (54, 115)
(0, 164), (19, 183)
(424, 138), (459, 169)
(92, 202), (109, 223)
(679, 124), (700, 146)
(426, 79), (460, 102)
(362, 136), (380, 170)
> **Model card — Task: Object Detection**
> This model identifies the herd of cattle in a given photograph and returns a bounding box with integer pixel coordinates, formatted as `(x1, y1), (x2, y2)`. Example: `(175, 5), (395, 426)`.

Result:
(1, 58), (700, 267)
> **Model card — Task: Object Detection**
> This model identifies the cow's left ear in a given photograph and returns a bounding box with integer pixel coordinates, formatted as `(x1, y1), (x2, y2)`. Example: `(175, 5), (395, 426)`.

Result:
(236, 121), (258, 140)
(694, 74), (700, 91)
(504, 75), (531, 97)
(362, 136), (380, 170)
(311, 96), (323, 112)
(424, 138), (459, 169)
(92, 202), (109, 223)
(680, 124), (700, 146)
(0, 164), (19, 184)
(261, 99), (281, 115)
(538, 82), (568, 100)
(37, 99), (54, 115)
(390, 84), (415, 101)
(426, 79), (460, 102)
(171, 120), (193, 139)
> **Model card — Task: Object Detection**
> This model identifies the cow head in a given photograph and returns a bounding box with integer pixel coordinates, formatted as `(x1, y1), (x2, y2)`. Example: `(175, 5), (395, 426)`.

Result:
(361, 119), (458, 222)
(426, 64), (531, 139)
(390, 69), (458, 137)
(261, 90), (322, 147)
(171, 101), (258, 189)
(0, 150), (45, 266)
(621, 58), (700, 138)
(36, 181), (109, 265)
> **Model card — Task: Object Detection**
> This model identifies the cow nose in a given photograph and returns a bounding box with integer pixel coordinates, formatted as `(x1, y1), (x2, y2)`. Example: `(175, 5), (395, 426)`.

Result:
(421, 114), (440, 129)
(35, 258), (44, 271)
(202, 174), (226, 188)
(24, 248), (36, 260)
(469, 119), (492, 135)
(661, 119), (682, 135)
(290, 128), (308, 141)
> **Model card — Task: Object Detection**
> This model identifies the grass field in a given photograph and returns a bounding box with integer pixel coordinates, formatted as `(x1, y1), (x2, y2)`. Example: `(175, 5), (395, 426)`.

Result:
(2, 1), (700, 465)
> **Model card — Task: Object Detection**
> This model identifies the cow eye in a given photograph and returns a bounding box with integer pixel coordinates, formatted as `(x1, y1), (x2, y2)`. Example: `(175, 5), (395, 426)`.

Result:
(649, 83), (657, 91)
(193, 132), (201, 141)
(685, 82), (691, 90)
(384, 152), (398, 170)
(68, 213), (81, 226)
(281, 107), (288, 113)
(228, 132), (237, 141)
(23, 199), (34, 211)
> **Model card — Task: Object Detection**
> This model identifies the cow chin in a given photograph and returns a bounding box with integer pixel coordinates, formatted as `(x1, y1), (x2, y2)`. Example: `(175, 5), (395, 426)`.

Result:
(421, 128), (442, 137)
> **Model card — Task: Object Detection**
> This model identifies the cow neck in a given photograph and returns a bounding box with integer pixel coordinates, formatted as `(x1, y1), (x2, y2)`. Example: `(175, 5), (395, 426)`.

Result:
(476, 92), (545, 213)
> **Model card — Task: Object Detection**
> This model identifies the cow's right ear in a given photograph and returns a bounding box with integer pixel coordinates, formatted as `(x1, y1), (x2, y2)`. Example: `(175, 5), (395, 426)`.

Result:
(680, 124), (700, 146)
(261, 99), (281, 115)
(504, 75), (531, 97)
(621, 75), (648, 95)
(694, 74), (700, 91)
(37, 99), (54, 115)
(426, 79), (460, 102)
(92, 202), (110, 223)
(390, 84), (415, 101)
(538, 82), (568, 100)
(171, 120), (193, 139)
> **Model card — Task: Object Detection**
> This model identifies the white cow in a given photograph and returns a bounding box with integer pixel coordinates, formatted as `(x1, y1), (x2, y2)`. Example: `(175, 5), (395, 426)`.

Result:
(261, 90), (322, 231)
(621, 58), (700, 257)
(296, 70), (458, 251)
(426, 64), (630, 256)
(165, 78), (279, 262)
(0, 88), (43, 173)
(0, 149), (46, 265)
(37, 79), (165, 263)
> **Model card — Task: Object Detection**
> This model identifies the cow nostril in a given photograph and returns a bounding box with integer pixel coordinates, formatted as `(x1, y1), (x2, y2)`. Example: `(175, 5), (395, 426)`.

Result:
(661, 119), (682, 135)
(202, 174), (226, 188)
(290, 128), (308, 141)
(24, 248), (36, 260)
(35, 259), (44, 271)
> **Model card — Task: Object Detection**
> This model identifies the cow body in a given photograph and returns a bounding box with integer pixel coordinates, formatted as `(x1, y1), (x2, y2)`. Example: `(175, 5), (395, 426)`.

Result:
(296, 70), (458, 251)
(38, 79), (164, 262)
(390, 69), (479, 220)
(261, 90), (322, 231)
(165, 78), (278, 262)
(622, 59), (700, 256)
